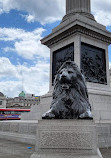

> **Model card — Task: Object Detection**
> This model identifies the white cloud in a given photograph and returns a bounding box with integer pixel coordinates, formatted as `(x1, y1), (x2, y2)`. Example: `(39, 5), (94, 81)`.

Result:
(21, 14), (35, 23)
(0, 57), (20, 78)
(0, 81), (22, 98)
(109, 62), (111, 68)
(0, 27), (44, 41)
(25, 14), (35, 23)
(0, 0), (111, 26)
(0, 57), (49, 97)
(0, 27), (50, 60)
(3, 47), (15, 53)
(0, 0), (65, 24)
(91, 0), (111, 26)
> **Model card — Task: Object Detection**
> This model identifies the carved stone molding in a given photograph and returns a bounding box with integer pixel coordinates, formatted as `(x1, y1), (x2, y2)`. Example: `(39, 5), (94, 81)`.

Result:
(42, 25), (111, 47)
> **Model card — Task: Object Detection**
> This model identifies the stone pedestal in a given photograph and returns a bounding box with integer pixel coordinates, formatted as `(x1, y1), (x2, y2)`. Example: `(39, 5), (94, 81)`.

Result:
(30, 120), (103, 158)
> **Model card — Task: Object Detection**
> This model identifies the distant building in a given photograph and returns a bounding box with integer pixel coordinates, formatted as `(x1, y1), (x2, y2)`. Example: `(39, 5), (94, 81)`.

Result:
(0, 92), (6, 109)
(6, 91), (40, 109)
(19, 91), (26, 98)
(25, 93), (35, 99)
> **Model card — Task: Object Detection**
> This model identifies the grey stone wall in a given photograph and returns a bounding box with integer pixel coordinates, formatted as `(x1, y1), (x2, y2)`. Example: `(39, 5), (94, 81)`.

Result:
(0, 121), (37, 145)
(0, 120), (111, 148)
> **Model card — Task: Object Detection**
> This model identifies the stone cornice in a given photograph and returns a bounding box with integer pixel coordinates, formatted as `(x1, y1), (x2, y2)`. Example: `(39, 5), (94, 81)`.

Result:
(41, 24), (111, 47)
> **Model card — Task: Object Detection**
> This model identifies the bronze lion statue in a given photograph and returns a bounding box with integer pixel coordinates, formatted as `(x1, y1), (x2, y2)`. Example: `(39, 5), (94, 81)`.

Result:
(42, 61), (93, 119)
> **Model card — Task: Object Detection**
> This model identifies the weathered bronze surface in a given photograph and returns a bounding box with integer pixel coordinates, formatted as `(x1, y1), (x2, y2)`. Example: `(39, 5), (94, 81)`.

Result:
(42, 61), (92, 119)
(52, 43), (74, 84)
(81, 43), (107, 84)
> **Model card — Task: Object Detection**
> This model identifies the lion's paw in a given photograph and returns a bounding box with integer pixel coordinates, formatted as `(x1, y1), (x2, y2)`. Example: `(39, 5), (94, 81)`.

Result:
(79, 110), (93, 119)
(42, 110), (55, 119)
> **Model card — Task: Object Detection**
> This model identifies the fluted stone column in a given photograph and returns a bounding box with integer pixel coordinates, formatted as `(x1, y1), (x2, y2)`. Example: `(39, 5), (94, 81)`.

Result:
(66, 0), (90, 14)
(63, 0), (94, 21)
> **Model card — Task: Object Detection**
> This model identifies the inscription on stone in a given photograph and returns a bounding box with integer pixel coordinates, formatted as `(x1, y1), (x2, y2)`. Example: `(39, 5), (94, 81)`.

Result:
(40, 131), (92, 149)
(52, 43), (74, 83)
(81, 43), (107, 84)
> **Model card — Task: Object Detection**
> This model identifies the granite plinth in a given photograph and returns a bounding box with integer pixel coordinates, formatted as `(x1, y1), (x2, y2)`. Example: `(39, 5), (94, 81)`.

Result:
(31, 152), (102, 158)
(30, 120), (103, 158)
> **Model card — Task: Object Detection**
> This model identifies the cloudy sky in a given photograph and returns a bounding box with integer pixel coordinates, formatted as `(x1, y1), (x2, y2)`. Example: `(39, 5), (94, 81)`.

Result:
(0, 0), (111, 97)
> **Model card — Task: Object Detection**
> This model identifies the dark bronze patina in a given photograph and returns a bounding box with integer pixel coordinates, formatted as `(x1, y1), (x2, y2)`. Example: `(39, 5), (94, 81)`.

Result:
(52, 43), (74, 84)
(42, 61), (93, 119)
(81, 43), (107, 84)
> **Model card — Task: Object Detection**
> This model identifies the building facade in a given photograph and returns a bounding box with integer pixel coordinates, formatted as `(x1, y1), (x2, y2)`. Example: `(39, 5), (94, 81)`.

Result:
(6, 91), (40, 109)
(0, 92), (6, 109)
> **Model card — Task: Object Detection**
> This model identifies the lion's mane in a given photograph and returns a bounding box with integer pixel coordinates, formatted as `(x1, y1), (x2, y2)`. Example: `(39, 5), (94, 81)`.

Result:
(42, 61), (92, 119)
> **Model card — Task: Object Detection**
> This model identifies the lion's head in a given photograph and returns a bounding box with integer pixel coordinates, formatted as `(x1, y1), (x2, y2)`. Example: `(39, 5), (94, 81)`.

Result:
(42, 61), (92, 119)
(53, 61), (88, 100)
(59, 67), (77, 89)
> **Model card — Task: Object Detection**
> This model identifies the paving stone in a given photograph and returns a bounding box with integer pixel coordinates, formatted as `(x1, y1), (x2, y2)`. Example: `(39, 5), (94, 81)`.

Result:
(100, 148), (111, 158)
(0, 138), (34, 158)
(0, 138), (111, 158)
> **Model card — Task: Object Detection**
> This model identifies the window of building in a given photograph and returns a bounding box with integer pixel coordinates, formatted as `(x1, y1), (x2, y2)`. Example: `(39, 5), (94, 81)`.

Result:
(0, 101), (2, 105)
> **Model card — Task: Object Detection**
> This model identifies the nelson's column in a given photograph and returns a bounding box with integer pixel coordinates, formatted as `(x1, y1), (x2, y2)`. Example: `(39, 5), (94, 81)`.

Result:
(40, 0), (111, 123)
(23, 1), (111, 147)
(30, 1), (110, 157)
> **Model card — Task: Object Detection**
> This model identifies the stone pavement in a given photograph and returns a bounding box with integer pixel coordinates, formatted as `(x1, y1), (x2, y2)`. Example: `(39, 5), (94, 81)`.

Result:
(100, 148), (111, 158)
(0, 138), (34, 158)
(0, 138), (111, 158)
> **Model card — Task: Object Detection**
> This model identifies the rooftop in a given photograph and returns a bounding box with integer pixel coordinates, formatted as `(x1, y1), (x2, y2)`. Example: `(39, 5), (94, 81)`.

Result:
(19, 91), (25, 98)
(0, 92), (4, 97)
